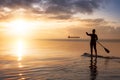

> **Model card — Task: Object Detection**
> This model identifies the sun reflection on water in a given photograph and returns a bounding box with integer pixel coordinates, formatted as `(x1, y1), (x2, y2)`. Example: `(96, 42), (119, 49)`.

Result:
(16, 40), (25, 61)
(18, 62), (23, 68)
(15, 39), (27, 80)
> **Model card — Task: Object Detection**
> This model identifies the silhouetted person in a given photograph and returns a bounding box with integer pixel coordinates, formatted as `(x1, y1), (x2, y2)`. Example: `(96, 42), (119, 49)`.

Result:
(89, 57), (98, 80)
(86, 29), (98, 58)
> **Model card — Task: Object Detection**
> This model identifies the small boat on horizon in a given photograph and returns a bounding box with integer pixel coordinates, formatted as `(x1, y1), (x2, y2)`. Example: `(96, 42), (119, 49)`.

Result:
(68, 36), (80, 38)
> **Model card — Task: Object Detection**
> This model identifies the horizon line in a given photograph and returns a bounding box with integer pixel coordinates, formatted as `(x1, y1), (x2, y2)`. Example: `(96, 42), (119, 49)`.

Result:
(35, 38), (120, 41)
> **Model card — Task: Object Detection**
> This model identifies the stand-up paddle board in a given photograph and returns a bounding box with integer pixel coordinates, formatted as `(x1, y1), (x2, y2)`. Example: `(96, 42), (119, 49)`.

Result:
(82, 53), (120, 59)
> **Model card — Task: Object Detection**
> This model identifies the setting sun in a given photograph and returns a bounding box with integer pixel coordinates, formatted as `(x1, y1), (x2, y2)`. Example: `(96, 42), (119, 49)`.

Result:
(8, 19), (31, 36)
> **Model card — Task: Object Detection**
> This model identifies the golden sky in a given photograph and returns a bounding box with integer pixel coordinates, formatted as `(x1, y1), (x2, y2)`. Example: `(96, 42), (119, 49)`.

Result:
(0, 0), (120, 39)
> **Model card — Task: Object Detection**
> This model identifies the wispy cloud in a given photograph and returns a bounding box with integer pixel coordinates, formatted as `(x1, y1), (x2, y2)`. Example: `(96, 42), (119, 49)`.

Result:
(0, 0), (103, 20)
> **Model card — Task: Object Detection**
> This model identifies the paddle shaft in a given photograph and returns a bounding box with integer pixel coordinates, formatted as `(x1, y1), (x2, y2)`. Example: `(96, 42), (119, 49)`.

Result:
(97, 41), (110, 53)
(97, 41), (105, 48)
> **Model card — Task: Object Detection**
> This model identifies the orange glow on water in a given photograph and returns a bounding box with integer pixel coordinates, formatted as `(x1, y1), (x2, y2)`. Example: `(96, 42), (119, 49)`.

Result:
(15, 40), (25, 61)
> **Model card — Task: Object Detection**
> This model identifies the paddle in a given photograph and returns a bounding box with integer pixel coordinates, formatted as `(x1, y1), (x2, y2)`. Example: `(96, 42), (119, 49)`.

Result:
(97, 41), (110, 53)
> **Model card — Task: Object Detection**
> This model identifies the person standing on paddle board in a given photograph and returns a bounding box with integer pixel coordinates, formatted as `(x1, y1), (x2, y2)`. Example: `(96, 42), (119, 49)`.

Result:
(86, 29), (98, 58)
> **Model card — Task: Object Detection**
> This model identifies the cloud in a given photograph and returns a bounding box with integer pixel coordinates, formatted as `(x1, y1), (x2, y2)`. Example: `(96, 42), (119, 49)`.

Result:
(0, 0), (40, 7)
(79, 18), (108, 27)
(45, 0), (103, 19)
(46, 0), (102, 13)
(0, 0), (103, 20)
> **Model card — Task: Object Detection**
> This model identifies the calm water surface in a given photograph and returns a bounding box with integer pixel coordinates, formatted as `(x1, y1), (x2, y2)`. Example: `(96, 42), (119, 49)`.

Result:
(0, 39), (120, 80)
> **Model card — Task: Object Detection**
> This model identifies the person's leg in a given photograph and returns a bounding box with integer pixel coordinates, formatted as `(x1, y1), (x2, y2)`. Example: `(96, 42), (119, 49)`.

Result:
(94, 43), (97, 57)
(90, 43), (93, 59)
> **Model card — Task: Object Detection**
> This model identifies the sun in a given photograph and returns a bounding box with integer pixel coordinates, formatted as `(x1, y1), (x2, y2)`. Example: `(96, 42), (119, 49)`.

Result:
(4, 18), (46, 37)
(7, 19), (31, 36)
(9, 19), (29, 35)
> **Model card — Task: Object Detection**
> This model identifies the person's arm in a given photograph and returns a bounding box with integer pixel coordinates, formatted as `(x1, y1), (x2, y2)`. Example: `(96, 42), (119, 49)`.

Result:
(86, 32), (91, 36)
(96, 35), (98, 41)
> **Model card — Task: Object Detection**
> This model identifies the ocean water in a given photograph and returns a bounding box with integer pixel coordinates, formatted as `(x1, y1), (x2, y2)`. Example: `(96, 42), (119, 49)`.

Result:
(0, 39), (120, 80)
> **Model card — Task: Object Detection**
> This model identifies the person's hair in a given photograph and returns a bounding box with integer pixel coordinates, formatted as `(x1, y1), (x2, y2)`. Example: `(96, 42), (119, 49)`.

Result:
(92, 29), (95, 33)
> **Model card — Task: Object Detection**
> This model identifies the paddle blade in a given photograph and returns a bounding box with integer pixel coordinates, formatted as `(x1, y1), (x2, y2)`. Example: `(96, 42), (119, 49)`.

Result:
(104, 48), (110, 53)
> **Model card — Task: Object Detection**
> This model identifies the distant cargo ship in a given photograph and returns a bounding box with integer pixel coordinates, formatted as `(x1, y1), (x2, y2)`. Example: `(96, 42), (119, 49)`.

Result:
(68, 36), (80, 38)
